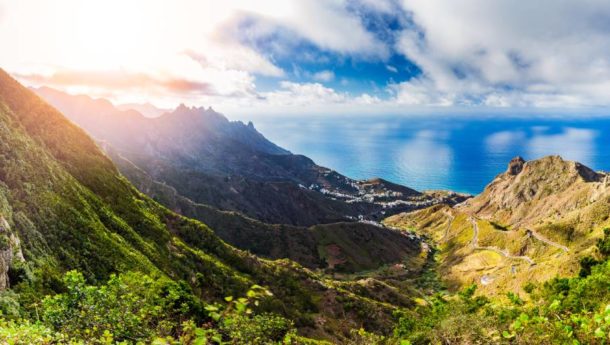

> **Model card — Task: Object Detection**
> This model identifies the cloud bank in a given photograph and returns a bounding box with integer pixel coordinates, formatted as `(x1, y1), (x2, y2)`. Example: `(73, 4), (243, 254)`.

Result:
(2, 0), (610, 114)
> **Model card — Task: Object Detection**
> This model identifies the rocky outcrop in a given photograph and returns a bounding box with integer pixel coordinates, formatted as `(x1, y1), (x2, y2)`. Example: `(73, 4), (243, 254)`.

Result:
(0, 216), (24, 290)
(507, 156), (525, 175)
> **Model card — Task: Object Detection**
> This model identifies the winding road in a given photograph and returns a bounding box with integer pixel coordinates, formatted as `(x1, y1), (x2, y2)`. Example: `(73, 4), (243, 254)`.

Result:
(469, 217), (536, 265)
(526, 229), (569, 252)
(442, 210), (455, 241)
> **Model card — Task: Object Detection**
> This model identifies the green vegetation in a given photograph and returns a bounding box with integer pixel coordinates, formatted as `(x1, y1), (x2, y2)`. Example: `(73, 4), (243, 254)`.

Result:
(0, 69), (410, 342)
(0, 270), (309, 344)
(392, 230), (610, 344)
(1, 70), (610, 343)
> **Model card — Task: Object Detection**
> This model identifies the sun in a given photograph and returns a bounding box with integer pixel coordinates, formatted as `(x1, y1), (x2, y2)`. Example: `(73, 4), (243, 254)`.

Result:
(70, 1), (159, 71)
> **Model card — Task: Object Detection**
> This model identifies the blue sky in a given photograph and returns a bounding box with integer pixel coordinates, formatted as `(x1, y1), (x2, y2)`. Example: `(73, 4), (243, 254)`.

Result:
(2, 0), (610, 115)
(235, 2), (422, 97)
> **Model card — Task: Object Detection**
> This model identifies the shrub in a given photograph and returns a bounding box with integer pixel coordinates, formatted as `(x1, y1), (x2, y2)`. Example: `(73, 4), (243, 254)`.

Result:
(41, 270), (203, 342)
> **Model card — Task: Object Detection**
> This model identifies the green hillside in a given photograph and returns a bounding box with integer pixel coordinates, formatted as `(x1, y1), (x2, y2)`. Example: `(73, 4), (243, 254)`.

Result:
(1, 68), (610, 344)
(0, 69), (417, 343)
(110, 151), (427, 274)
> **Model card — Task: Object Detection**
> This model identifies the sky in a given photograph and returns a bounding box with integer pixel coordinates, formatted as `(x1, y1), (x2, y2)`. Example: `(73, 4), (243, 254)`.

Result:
(2, 0), (610, 116)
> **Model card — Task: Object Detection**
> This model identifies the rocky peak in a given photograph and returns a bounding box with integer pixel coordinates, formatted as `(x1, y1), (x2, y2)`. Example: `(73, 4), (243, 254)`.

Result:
(574, 161), (602, 182)
(463, 155), (609, 227)
(507, 156), (525, 175)
(521, 155), (602, 183)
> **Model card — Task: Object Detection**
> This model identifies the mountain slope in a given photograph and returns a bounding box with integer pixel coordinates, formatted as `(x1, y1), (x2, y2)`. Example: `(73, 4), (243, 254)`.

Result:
(112, 151), (428, 273)
(385, 156), (610, 294)
(0, 69), (419, 342)
(461, 155), (609, 227)
(35, 87), (466, 226)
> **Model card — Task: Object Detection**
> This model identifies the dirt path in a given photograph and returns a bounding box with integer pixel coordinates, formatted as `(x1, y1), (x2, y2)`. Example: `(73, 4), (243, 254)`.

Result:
(527, 229), (569, 252)
(469, 217), (535, 265)
(442, 211), (455, 241)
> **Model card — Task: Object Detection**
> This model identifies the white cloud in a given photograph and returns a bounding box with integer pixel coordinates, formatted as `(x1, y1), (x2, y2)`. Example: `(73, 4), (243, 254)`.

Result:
(354, 93), (382, 105)
(485, 130), (527, 153)
(393, 0), (610, 107)
(273, 0), (389, 58)
(212, 0), (390, 59)
(312, 70), (335, 82)
(184, 45), (284, 78)
(527, 128), (597, 165)
(386, 65), (398, 73)
(266, 81), (345, 105)
(3, 0), (610, 113)
(389, 78), (455, 106)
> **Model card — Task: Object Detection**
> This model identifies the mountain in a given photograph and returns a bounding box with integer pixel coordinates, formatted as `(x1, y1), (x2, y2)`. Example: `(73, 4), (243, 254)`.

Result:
(116, 102), (170, 118)
(112, 152), (429, 273)
(0, 69), (426, 342)
(31, 87), (453, 274)
(5, 71), (610, 344)
(384, 155), (610, 294)
(35, 86), (467, 227)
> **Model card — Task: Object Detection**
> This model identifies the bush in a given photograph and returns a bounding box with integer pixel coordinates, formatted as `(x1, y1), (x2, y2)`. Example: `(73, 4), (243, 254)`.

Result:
(41, 270), (203, 342)
(27, 271), (302, 344)
(597, 228), (610, 257)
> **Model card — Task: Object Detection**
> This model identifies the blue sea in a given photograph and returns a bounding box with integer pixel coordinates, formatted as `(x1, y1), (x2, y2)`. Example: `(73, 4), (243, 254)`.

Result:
(240, 115), (610, 195)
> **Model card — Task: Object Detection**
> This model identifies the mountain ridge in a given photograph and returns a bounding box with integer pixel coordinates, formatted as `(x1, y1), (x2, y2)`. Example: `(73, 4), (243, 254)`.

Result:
(34, 86), (466, 227)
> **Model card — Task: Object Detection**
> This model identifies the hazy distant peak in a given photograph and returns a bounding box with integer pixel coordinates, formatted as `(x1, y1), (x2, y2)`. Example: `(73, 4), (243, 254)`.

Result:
(116, 102), (169, 118)
(163, 103), (230, 126)
(33, 86), (120, 115)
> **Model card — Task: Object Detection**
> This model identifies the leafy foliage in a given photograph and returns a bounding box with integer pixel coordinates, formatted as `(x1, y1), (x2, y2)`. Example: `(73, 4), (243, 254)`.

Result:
(0, 270), (309, 344)
(41, 270), (203, 341)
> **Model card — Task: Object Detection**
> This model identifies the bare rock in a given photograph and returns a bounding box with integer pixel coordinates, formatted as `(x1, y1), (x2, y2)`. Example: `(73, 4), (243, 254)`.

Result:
(0, 216), (24, 290)
(507, 156), (525, 175)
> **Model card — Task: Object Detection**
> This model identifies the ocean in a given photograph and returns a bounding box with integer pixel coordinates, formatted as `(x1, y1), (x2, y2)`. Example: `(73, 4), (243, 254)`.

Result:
(242, 115), (610, 195)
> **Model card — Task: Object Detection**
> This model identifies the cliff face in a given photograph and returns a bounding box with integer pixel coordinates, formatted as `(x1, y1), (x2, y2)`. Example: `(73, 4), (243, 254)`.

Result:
(0, 216), (24, 290)
(0, 186), (24, 290)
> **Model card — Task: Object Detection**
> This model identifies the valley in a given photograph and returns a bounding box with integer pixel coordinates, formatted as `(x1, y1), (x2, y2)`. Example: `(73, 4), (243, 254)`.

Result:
(3, 1), (610, 343)
(0, 70), (606, 344)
